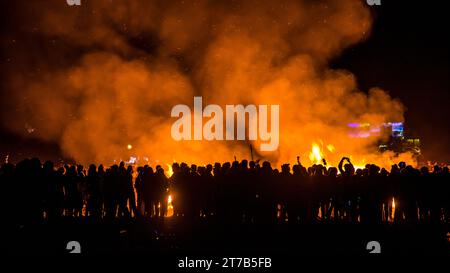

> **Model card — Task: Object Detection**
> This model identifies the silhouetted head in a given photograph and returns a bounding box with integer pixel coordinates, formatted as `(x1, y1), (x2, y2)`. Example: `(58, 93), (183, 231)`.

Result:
(433, 165), (442, 173)
(356, 169), (363, 176)
(398, 161), (406, 169)
(88, 164), (96, 176)
(43, 161), (54, 173)
(68, 165), (76, 175)
(262, 161), (271, 170)
(249, 161), (255, 169)
(172, 162), (180, 173)
(390, 164), (399, 174)
(281, 164), (290, 174)
(145, 166), (154, 175)
(223, 162), (231, 170)
(328, 167), (338, 177)
(313, 164), (324, 176)
(443, 166), (449, 174)
(231, 161), (239, 169)
(157, 167), (165, 175)
(300, 166), (307, 176)
(420, 166), (429, 175)
(344, 163), (355, 176)
(30, 157), (41, 171)
(402, 165), (415, 175)
(88, 163), (96, 171)
(362, 168), (369, 176)
(240, 160), (248, 169)
(369, 164), (380, 175)
(213, 163), (221, 174)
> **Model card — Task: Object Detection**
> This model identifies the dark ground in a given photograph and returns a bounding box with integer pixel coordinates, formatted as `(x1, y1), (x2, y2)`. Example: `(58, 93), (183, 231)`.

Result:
(4, 218), (449, 260)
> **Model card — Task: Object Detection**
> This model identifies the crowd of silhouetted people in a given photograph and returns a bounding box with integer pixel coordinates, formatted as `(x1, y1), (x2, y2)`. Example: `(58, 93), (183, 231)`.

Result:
(1, 156), (449, 226)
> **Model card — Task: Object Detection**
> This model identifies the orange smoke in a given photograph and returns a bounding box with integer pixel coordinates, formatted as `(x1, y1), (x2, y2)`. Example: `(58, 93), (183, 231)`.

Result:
(0, 0), (415, 168)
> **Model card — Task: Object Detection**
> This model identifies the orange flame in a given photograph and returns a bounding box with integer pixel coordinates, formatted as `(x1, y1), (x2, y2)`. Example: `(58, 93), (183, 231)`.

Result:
(166, 163), (174, 177)
(166, 194), (174, 217)
(309, 142), (323, 164)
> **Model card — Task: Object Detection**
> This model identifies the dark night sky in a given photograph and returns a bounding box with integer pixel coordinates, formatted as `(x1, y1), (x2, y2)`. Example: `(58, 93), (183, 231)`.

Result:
(0, 0), (449, 163)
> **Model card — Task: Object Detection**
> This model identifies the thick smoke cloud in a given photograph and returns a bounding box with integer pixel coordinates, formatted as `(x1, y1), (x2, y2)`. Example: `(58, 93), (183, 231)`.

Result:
(0, 0), (413, 168)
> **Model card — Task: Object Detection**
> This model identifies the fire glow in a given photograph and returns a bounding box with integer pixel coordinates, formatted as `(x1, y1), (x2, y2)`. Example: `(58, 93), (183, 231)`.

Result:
(0, 0), (417, 168)
(171, 97), (279, 152)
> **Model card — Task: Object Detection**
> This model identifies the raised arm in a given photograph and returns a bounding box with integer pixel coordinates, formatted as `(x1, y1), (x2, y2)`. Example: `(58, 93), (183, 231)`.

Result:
(297, 156), (302, 167)
(338, 157), (346, 174)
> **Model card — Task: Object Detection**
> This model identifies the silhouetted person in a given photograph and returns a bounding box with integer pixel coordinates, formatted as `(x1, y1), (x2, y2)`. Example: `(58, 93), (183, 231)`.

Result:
(135, 166), (145, 215)
(86, 164), (101, 219)
(155, 165), (168, 219)
(142, 165), (156, 218)
(1, 155), (448, 232)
